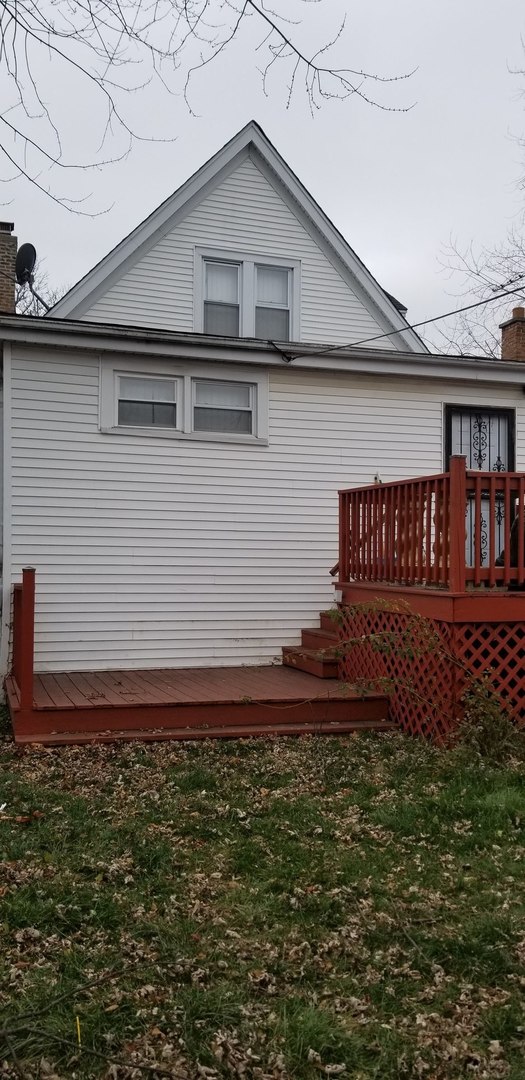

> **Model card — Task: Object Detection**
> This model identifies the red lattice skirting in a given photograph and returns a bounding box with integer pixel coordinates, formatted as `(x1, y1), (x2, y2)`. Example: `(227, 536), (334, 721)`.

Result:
(337, 585), (525, 741)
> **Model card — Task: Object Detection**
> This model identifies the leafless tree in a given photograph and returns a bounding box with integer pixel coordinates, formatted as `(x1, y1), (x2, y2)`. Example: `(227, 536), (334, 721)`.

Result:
(0, 0), (414, 211)
(435, 229), (525, 357)
(434, 55), (525, 358)
(15, 267), (64, 314)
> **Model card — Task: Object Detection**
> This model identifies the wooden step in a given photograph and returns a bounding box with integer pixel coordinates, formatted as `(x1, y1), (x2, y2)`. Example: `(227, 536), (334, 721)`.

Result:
(301, 627), (339, 652)
(282, 645), (339, 678)
(14, 717), (394, 746)
(320, 610), (340, 633)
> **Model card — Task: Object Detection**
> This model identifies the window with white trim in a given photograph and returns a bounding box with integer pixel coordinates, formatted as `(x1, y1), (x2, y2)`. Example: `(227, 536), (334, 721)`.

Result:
(118, 376), (180, 429)
(203, 262), (240, 336)
(197, 250), (299, 340)
(100, 361), (268, 444)
(193, 379), (254, 435)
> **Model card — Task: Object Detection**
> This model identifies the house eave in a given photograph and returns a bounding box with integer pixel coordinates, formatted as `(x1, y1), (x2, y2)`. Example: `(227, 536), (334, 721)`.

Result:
(1, 314), (524, 385)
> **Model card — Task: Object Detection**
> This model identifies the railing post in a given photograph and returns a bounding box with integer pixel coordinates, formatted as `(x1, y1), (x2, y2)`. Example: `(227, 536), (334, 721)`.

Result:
(338, 490), (348, 581)
(448, 456), (466, 592)
(19, 567), (35, 710)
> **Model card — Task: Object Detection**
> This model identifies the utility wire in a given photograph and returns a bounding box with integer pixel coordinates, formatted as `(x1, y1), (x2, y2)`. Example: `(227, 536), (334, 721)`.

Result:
(285, 280), (525, 362)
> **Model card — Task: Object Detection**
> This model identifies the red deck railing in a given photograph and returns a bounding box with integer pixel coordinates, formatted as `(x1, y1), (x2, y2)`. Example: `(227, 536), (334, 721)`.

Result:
(338, 456), (525, 591)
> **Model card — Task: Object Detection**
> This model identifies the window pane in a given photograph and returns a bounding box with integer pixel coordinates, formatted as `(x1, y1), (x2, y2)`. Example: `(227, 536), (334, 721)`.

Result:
(205, 262), (239, 303)
(255, 306), (290, 340)
(195, 380), (251, 408)
(118, 400), (177, 427)
(204, 302), (240, 336)
(153, 403), (177, 427)
(194, 407), (252, 434)
(120, 377), (175, 402)
(256, 266), (289, 305)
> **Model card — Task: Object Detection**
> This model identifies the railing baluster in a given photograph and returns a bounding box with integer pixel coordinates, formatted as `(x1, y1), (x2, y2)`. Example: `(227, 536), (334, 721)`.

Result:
(473, 474), (481, 587)
(503, 476), (512, 588)
(440, 475), (449, 587)
(425, 480), (432, 584)
(518, 477), (525, 586)
(411, 483), (419, 582)
(488, 476), (496, 588)
(433, 478), (442, 585)
(377, 485), (384, 581)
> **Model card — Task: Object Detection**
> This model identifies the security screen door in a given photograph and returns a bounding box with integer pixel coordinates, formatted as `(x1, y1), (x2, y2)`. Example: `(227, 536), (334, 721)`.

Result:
(444, 406), (515, 567)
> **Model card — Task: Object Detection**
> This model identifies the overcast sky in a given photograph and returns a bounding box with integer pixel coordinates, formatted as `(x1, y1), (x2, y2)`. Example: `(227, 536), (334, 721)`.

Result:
(5, 0), (525, 350)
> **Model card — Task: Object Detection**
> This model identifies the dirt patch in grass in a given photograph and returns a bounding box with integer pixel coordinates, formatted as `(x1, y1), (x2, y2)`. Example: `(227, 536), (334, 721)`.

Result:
(1, 729), (524, 1078)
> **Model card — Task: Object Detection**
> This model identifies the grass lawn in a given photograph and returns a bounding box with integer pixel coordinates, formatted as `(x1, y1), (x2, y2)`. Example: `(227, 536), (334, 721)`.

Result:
(1, 723), (525, 1079)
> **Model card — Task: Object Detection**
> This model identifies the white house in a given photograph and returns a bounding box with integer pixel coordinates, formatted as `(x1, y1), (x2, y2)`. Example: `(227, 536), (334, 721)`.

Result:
(1, 121), (525, 686)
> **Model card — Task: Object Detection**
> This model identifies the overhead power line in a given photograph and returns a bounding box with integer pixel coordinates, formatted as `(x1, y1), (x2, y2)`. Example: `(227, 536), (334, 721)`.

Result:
(283, 280), (525, 362)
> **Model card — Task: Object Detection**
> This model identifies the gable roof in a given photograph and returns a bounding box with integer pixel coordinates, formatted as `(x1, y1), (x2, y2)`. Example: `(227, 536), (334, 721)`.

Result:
(50, 121), (427, 352)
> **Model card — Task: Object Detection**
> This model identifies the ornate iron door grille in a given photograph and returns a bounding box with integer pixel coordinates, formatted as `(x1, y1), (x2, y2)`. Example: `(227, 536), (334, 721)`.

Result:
(445, 406), (516, 566)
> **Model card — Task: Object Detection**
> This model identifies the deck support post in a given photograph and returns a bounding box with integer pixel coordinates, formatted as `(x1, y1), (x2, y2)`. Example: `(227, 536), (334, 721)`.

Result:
(447, 456), (467, 593)
(19, 567), (35, 710)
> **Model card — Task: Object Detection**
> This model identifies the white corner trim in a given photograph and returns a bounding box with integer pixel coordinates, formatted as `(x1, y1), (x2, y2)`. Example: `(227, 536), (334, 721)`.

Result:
(0, 343), (12, 680)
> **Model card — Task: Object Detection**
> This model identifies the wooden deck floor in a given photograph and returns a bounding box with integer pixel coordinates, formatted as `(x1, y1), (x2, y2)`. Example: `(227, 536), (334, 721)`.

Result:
(6, 665), (391, 745)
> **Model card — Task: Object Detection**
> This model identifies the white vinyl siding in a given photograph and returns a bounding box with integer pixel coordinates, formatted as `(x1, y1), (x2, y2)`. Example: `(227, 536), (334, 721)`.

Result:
(81, 157), (393, 347)
(8, 346), (525, 673)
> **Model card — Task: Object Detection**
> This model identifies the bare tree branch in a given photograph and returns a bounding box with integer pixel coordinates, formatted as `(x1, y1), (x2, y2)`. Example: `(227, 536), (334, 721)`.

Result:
(15, 262), (65, 313)
(0, 0), (415, 212)
(437, 228), (525, 356)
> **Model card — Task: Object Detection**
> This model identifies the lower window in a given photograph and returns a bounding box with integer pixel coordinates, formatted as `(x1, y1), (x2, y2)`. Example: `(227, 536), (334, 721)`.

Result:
(193, 379), (253, 434)
(118, 376), (179, 429)
(102, 363), (268, 443)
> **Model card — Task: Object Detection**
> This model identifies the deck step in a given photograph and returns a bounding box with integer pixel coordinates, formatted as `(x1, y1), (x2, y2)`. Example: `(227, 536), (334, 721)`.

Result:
(282, 645), (339, 678)
(320, 610), (340, 633)
(6, 661), (391, 746)
(301, 627), (339, 652)
(14, 717), (395, 746)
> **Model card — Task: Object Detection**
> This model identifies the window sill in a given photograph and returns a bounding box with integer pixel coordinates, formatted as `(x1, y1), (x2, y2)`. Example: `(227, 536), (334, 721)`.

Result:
(100, 425), (269, 447)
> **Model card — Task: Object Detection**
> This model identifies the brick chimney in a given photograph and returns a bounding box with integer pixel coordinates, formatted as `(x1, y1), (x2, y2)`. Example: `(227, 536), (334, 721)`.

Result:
(0, 222), (17, 314)
(500, 306), (525, 361)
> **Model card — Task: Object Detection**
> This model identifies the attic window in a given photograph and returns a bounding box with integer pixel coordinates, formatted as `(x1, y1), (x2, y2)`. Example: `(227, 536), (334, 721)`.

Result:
(203, 262), (240, 336)
(255, 266), (290, 340)
(197, 249), (300, 340)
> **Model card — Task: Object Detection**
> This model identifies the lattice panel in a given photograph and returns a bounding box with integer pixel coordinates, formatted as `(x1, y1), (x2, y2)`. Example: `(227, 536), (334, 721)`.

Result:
(338, 605), (525, 741)
(455, 623), (525, 721)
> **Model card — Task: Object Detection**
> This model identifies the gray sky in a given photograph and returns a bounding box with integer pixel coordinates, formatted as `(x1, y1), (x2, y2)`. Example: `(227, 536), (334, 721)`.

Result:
(6, 0), (525, 350)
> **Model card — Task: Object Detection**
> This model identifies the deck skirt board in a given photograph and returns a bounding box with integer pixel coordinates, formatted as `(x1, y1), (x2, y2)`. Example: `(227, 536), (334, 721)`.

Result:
(5, 664), (391, 745)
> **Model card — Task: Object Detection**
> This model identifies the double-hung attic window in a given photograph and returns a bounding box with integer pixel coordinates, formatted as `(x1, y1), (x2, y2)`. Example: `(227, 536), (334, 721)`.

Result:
(199, 252), (298, 340)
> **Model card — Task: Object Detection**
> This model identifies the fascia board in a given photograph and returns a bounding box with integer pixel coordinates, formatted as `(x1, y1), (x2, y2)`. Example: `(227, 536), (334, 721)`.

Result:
(4, 317), (525, 386)
(50, 129), (261, 318)
(246, 134), (428, 354)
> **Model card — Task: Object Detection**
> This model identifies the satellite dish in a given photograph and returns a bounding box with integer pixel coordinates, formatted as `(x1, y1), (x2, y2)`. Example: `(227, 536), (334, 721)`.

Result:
(16, 243), (37, 286)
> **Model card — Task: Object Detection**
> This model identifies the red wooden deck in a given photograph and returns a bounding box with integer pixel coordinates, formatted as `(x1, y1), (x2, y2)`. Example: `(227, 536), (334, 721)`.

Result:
(6, 664), (391, 745)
